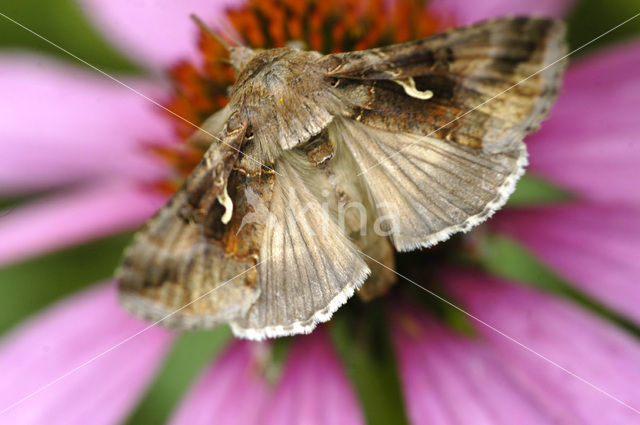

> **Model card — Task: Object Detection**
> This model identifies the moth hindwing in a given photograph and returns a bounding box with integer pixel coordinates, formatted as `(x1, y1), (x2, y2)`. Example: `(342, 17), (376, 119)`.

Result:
(117, 17), (567, 340)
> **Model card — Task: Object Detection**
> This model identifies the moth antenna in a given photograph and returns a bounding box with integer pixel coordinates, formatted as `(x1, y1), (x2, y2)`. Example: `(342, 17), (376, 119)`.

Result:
(212, 57), (232, 65)
(190, 14), (235, 51)
(218, 19), (246, 48)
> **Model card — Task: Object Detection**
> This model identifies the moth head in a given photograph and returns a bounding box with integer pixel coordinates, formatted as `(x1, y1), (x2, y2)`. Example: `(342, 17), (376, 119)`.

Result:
(229, 46), (259, 74)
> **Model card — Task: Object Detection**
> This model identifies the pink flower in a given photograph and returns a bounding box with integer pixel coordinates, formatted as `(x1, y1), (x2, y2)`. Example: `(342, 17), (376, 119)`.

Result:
(2, 0), (640, 424)
(169, 329), (364, 425)
(393, 271), (640, 425)
(0, 284), (173, 424)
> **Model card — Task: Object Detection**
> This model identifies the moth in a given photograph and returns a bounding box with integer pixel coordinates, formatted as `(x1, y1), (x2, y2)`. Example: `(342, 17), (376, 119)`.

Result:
(117, 17), (567, 340)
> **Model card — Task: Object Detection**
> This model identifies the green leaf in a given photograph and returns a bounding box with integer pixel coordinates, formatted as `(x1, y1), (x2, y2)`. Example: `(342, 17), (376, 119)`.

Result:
(329, 309), (409, 425)
(0, 232), (133, 334)
(507, 174), (572, 206)
(481, 235), (567, 292)
(0, 0), (139, 73)
(567, 0), (640, 55)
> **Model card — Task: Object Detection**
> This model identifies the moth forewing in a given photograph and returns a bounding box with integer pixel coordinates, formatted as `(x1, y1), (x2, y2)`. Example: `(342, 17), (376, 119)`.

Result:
(321, 17), (567, 153)
(117, 113), (259, 328)
(117, 17), (567, 340)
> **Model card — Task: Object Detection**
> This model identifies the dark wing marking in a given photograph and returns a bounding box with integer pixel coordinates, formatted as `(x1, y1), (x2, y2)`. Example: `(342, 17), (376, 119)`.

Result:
(117, 114), (264, 328)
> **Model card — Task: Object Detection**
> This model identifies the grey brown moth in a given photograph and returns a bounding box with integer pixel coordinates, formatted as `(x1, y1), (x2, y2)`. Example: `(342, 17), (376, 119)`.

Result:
(117, 17), (567, 340)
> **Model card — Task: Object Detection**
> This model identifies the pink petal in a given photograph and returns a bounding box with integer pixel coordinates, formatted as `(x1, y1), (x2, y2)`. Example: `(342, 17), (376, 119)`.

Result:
(494, 203), (640, 324)
(430, 0), (574, 25)
(391, 307), (556, 425)
(78, 0), (245, 69)
(170, 340), (270, 425)
(0, 182), (167, 266)
(263, 329), (364, 425)
(527, 41), (640, 204)
(0, 282), (173, 424)
(170, 329), (364, 425)
(0, 53), (172, 195)
(446, 271), (640, 424)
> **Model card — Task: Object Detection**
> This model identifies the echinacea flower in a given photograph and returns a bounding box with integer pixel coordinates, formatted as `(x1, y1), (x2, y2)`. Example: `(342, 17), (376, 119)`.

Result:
(2, 0), (640, 424)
